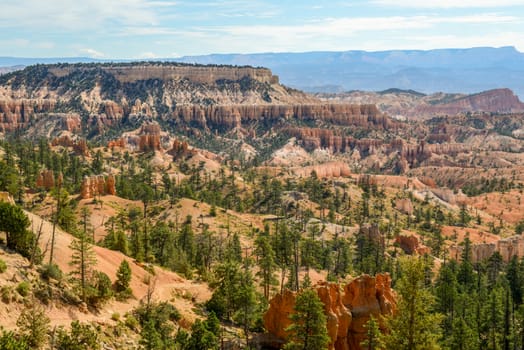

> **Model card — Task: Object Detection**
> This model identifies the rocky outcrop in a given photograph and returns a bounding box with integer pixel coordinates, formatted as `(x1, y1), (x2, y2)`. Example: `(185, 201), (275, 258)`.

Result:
(358, 223), (384, 247)
(395, 198), (414, 215)
(263, 274), (396, 350)
(430, 188), (457, 204)
(343, 274), (396, 349)
(396, 234), (431, 255)
(107, 138), (126, 149)
(0, 99), (55, 132)
(36, 170), (56, 190)
(80, 174), (116, 199)
(293, 161), (351, 178)
(51, 136), (89, 155)
(138, 124), (162, 152)
(450, 235), (524, 263)
(169, 139), (193, 160)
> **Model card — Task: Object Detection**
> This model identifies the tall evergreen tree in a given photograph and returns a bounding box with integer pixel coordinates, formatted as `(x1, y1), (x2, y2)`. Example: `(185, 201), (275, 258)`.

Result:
(69, 230), (97, 302)
(383, 256), (442, 350)
(283, 289), (330, 350)
(254, 232), (278, 299)
(361, 315), (385, 350)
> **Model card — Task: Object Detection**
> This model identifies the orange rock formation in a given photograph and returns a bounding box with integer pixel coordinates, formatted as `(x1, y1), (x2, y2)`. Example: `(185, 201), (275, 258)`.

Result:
(80, 175), (116, 199)
(263, 274), (396, 350)
(36, 170), (57, 190)
(294, 161), (351, 178)
(450, 235), (524, 263)
(396, 234), (431, 255)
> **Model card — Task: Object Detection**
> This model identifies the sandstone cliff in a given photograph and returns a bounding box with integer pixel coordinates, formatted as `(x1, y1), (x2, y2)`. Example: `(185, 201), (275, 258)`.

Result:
(48, 64), (279, 85)
(450, 234), (524, 263)
(263, 274), (396, 350)
(415, 88), (524, 115)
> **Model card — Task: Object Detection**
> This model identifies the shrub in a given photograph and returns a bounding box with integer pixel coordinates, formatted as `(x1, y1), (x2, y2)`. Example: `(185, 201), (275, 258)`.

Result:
(115, 260), (132, 293)
(87, 271), (113, 307)
(54, 321), (100, 350)
(16, 304), (50, 349)
(111, 312), (120, 321)
(40, 263), (63, 281)
(16, 282), (30, 297)
(0, 259), (7, 273)
(124, 314), (139, 331)
(1, 286), (14, 304)
(33, 283), (52, 305)
(0, 329), (29, 349)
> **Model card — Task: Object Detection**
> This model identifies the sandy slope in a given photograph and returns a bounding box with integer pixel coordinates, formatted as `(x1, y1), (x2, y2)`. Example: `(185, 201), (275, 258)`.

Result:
(23, 210), (211, 328)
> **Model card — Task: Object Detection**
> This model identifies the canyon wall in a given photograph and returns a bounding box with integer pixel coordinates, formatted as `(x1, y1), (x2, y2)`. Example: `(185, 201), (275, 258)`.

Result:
(172, 103), (388, 130)
(0, 99), (56, 132)
(450, 234), (524, 263)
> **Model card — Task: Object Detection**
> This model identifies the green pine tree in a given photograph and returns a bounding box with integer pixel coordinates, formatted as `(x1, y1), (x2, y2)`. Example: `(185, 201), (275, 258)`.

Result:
(16, 303), (50, 349)
(283, 289), (330, 350)
(383, 256), (442, 350)
(361, 315), (385, 350)
(69, 230), (97, 302)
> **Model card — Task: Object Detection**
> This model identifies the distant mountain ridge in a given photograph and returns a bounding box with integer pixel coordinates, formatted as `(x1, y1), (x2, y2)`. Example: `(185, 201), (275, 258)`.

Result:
(317, 88), (524, 118)
(1, 46), (524, 97)
(174, 47), (524, 98)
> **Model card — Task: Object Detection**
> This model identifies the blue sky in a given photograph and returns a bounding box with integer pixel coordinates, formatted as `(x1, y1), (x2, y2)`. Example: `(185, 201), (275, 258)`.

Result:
(1, 0), (524, 58)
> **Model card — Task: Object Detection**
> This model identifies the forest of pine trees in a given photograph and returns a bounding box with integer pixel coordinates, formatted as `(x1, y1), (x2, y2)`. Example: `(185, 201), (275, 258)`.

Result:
(1, 135), (524, 349)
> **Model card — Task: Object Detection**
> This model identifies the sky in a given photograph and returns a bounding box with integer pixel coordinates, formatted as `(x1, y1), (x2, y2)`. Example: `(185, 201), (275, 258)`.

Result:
(1, 0), (524, 59)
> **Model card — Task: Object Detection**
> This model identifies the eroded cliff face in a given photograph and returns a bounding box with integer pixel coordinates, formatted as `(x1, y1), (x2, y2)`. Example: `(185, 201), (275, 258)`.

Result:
(450, 235), (524, 263)
(51, 136), (89, 155)
(415, 88), (524, 115)
(48, 64), (279, 85)
(263, 274), (396, 350)
(0, 99), (56, 132)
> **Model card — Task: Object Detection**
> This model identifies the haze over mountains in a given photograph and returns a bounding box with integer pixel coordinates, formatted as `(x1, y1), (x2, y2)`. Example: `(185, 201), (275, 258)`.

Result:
(1, 46), (524, 97)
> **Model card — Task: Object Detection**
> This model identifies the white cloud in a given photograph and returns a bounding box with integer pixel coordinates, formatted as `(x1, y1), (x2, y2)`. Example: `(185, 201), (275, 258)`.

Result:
(164, 13), (524, 55)
(79, 48), (105, 58)
(373, 0), (524, 8)
(210, 14), (519, 40)
(0, 0), (159, 30)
